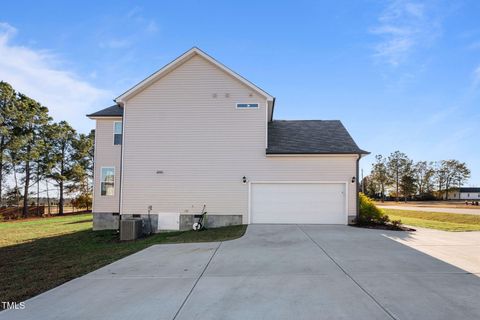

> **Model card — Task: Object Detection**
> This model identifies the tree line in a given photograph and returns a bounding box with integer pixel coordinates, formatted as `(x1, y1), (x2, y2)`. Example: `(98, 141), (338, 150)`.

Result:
(362, 150), (471, 202)
(0, 81), (94, 217)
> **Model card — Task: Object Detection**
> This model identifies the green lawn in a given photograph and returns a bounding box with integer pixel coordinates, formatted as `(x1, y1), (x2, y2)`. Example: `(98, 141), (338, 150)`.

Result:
(0, 213), (246, 305)
(383, 209), (480, 232)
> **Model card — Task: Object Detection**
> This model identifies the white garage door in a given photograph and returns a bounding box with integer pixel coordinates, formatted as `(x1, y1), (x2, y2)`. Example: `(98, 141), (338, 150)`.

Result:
(250, 183), (346, 224)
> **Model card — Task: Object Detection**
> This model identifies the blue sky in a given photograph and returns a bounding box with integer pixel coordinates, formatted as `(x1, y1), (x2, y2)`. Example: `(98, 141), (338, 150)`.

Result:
(0, 0), (479, 185)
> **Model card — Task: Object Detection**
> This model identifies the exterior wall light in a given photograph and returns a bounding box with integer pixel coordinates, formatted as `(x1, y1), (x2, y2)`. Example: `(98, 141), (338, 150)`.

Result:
(351, 176), (356, 183)
(242, 176), (247, 184)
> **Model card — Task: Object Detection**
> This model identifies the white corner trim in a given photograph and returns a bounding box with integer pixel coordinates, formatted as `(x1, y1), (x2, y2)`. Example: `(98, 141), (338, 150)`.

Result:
(92, 121), (98, 212)
(265, 100), (268, 149)
(119, 101), (127, 214)
(247, 181), (252, 224)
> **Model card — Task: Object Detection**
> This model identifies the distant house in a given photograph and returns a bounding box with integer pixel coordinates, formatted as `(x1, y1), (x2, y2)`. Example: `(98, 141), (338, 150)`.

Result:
(445, 188), (480, 200)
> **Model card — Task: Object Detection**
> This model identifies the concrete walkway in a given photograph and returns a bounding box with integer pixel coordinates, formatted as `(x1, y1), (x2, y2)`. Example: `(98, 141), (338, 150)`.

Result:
(378, 205), (480, 215)
(2, 225), (480, 320)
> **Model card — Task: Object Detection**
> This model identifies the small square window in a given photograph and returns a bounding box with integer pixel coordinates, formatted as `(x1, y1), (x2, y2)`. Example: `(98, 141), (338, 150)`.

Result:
(236, 103), (259, 109)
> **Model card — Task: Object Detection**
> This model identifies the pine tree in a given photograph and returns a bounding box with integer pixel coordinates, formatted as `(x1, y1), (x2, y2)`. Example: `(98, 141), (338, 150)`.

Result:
(47, 121), (76, 215)
(0, 81), (16, 204)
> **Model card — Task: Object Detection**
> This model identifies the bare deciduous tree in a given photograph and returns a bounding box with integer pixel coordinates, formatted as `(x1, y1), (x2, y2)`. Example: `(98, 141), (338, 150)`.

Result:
(440, 160), (470, 200)
(371, 155), (389, 202)
(387, 151), (412, 202)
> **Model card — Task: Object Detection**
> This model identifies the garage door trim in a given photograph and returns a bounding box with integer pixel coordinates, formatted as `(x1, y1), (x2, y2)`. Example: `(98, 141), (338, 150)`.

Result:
(247, 181), (349, 224)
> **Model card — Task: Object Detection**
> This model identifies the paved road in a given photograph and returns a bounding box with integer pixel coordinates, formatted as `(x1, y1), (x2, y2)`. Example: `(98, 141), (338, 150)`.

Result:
(378, 205), (480, 215)
(2, 225), (479, 320)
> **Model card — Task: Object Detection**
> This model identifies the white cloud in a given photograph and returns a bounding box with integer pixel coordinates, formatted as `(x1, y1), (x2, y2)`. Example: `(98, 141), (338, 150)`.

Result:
(99, 38), (132, 49)
(145, 20), (158, 34)
(97, 7), (158, 50)
(0, 22), (111, 132)
(424, 105), (458, 126)
(126, 6), (143, 19)
(473, 65), (480, 88)
(467, 41), (480, 50)
(404, 2), (425, 18)
(371, 0), (441, 66)
(0, 22), (15, 40)
(125, 6), (158, 34)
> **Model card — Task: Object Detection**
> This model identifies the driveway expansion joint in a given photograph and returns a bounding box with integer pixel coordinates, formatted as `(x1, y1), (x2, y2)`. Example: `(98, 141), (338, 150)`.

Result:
(297, 225), (398, 320)
(4, 225), (479, 320)
(172, 241), (222, 320)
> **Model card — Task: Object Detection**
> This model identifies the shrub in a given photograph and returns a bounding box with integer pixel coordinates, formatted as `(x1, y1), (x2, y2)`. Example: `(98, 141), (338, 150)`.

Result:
(358, 193), (390, 225)
(390, 219), (402, 228)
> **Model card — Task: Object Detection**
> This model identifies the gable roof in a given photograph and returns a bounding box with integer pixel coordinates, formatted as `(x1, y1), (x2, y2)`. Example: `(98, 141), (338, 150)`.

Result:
(115, 47), (274, 104)
(87, 104), (123, 118)
(267, 120), (369, 155)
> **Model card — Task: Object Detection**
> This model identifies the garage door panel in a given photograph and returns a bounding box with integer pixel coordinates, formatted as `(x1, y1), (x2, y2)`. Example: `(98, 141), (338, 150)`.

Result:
(251, 183), (346, 224)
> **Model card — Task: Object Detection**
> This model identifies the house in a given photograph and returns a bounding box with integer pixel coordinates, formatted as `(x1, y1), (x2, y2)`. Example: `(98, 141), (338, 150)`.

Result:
(445, 187), (480, 200)
(87, 47), (368, 231)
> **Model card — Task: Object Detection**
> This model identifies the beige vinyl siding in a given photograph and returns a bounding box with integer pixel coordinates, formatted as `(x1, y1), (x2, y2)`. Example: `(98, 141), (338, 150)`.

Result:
(93, 119), (121, 213)
(121, 53), (357, 222)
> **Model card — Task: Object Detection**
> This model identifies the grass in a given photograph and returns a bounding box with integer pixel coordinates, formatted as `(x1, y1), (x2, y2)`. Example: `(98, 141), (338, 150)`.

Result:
(0, 213), (246, 305)
(375, 200), (480, 210)
(383, 208), (480, 232)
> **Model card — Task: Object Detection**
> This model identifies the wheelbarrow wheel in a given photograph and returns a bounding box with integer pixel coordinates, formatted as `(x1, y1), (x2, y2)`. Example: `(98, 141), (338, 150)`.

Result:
(193, 222), (202, 231)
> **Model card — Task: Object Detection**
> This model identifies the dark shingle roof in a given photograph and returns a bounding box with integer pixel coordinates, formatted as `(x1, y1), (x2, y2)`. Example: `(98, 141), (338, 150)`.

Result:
(459, 187), (480, 193)
(87, 105), (123, 117)
(267, 120), (368, 155)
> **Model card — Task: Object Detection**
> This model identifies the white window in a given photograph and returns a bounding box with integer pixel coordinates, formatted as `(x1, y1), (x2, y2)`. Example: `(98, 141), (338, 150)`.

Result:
(101, 167), (115, 196)
(236, 103), (259, 109)
(114, 121), (122, 145)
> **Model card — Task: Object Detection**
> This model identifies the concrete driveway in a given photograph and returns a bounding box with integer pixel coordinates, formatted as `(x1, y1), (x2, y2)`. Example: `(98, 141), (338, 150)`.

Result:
(2, 225), (480, 320)
(385, 227), (480, 275)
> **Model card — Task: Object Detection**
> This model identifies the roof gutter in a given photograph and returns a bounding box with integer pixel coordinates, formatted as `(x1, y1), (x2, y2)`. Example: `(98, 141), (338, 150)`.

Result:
(270, 97), (276, 122)
(86, 116), (123, 120)
(266, 151), (370, 155)
(355, 153), (365, 223)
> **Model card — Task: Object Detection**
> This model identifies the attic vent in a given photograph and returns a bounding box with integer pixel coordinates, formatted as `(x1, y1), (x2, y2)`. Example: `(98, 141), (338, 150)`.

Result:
(236, 103), (259, 109)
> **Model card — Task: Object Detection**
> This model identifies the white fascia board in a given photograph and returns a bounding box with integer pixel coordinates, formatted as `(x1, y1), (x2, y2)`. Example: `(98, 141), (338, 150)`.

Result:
(115, 47), (274, 103)
(87, 116), (123, 120)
